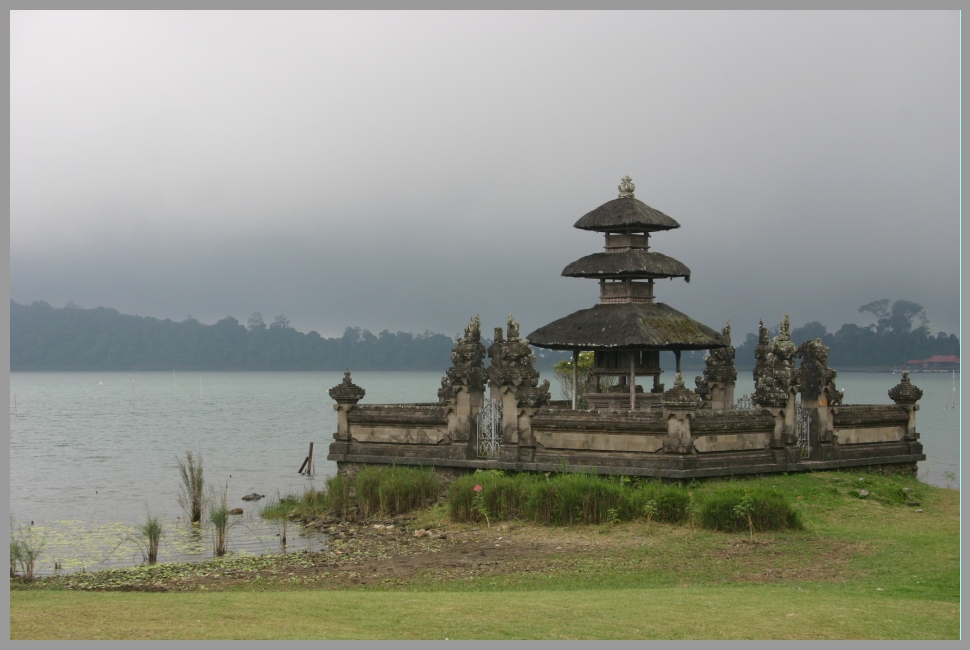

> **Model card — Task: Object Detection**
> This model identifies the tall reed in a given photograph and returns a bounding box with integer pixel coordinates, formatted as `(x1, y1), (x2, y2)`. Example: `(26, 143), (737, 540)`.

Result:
(209, 484), (230, 556)
(177, 451), (205, 524)
(325, 474), (353, 520)
(356, 465), (440, 519)
(138, 512), (164, 564)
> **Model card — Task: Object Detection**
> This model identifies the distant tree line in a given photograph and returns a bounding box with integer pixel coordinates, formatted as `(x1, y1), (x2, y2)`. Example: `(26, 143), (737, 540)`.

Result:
(730, 299), (959, 369)
(10, 299), (957, 372)
(10, 301), (462, 371)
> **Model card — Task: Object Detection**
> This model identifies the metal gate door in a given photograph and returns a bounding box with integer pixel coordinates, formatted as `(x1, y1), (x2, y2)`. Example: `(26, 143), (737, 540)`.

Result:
(477, 398), (502, 458)
(795, 401), (811, 459)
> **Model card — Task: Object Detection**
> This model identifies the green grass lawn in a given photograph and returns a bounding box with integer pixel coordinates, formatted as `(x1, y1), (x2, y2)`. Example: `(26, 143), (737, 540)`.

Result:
(10, 470), (960, 639)
(10, 584), (959, 640)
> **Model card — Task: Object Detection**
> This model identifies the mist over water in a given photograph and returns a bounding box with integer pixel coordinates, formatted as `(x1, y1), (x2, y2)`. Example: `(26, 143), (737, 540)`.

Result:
(10, 369), (958, 575)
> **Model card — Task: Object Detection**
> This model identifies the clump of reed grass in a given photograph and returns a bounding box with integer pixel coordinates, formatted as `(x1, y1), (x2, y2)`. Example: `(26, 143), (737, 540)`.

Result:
(10, 517), (46, 581)
(356, 465), (440, 519)
(693, 487), (802, 533)
(137, 512), (163, 564)
(325, 474), (353, 520)
(209, 484), (231, 557)
(177, 451), (205, 524)
(447, 472), (693, 527)
(261, 487), (328, 522)
(260, 467), (440, 524)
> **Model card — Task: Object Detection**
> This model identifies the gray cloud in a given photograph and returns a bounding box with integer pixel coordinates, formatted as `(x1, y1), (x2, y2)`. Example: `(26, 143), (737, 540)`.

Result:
(11, 11), (960, 340)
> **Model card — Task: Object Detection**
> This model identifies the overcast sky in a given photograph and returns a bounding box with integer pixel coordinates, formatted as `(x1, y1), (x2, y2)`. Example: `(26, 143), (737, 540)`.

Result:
(10, 10), (960, 343)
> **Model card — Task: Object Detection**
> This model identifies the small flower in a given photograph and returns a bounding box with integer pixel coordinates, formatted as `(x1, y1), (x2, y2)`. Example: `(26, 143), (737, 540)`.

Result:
(473, 485), (483, 492)
(797, 495), (802, 499)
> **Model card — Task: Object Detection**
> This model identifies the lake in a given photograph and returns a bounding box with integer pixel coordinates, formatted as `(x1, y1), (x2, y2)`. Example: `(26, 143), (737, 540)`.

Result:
(9, 369), (959, 575)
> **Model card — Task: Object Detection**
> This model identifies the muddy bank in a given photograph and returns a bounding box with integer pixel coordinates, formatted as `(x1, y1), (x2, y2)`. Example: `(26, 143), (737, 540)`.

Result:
(16, 514), (861, 593)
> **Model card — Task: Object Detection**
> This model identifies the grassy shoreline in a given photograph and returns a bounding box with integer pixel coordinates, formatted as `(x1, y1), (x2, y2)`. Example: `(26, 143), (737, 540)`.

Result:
(10, 470), (960, 639)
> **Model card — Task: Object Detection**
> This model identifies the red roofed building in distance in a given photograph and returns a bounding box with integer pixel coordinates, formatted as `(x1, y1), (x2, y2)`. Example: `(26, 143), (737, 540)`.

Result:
(905, 355), (960, 371)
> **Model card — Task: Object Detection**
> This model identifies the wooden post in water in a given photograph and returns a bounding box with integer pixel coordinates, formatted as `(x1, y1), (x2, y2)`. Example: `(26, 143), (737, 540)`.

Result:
(307, 442), (314, 476)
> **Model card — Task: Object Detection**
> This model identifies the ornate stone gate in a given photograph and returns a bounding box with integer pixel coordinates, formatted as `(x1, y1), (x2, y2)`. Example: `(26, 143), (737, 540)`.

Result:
(795, 401), (811, 459)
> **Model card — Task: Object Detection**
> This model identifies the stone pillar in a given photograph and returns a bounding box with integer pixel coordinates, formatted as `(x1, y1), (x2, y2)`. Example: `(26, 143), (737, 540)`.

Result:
(661, 373), (701, 453)
(889, 371), (923, 441)
(487, 314), (552, 462)
(437, 315), (487, 457)
(329, 370), (366, 455)
(694, 321), (737, 410)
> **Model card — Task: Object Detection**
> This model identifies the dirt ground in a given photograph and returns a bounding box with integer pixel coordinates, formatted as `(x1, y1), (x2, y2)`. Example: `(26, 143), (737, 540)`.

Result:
(186, 515), (862, 592)
(27, 514), (863, 593)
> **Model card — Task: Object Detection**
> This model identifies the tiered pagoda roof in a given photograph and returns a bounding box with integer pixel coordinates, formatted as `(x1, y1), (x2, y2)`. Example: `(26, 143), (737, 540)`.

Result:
(527, 176), (726, 352)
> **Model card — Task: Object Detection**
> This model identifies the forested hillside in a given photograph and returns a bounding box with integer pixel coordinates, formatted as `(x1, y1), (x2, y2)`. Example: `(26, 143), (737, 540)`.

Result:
(10, 299), (956, 371)
(10, 301), (462, 371)
(732, 299), (959, 369)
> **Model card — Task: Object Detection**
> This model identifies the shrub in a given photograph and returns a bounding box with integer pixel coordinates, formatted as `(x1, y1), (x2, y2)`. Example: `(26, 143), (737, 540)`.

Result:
(448, 472), (692, 527)
(695, 487), (802, 533)
(10, 518), (45, 581)
(629, 483), (691, 524)
(545, 473), (623, 525)
(449, 471), (530, 524)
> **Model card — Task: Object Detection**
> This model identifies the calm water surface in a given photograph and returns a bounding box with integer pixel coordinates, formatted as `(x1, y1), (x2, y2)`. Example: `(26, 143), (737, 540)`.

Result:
(9, 369), (959, 575)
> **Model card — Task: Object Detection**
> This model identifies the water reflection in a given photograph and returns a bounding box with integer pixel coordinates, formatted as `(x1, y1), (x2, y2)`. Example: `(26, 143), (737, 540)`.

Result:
(33, 515), (329, 577)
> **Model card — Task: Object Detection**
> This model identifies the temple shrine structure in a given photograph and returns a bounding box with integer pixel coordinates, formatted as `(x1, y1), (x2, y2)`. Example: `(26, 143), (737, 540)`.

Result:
(328, 178), (926, 480)
(527, 176), (730, 411)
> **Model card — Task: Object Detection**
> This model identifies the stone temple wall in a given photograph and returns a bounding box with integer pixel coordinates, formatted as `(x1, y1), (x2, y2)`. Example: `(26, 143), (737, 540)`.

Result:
(327, 316), (926, 479)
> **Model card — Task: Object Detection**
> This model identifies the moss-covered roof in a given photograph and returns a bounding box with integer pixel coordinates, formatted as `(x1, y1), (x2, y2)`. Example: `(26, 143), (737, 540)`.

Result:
(574, 197), (680, 233)
(526, 302), (727, 351)
(562, 250), (691, 281)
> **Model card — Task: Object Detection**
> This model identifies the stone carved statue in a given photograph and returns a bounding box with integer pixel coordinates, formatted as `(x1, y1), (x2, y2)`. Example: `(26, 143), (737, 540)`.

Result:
(758, 319), (770, 345)
(695, 320), (737, 404)
(797, 338), (841, 406)
(779, 312), (791, 341)
(507, 314), (520, 342)
(618, 175), (635, 199)
(754, 313), (800, 408)
(463, 314), (482, 343)
(438, 315), (487, 404)
(487, 316), (550, 408)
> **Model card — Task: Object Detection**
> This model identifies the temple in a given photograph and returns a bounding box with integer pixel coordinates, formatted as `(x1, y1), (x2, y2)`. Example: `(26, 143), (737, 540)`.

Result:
(327, 179), (926, 480)
(527, 175), (729, 410)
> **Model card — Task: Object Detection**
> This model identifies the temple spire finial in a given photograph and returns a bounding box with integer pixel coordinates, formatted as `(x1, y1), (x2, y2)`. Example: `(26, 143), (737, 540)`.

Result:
(618, 175), (635, 199)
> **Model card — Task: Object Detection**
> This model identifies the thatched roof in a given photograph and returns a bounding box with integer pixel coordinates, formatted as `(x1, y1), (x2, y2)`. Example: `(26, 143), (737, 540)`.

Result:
(574, 197), (680, 233)
(562, 250), (691, 281)
(526, 302), (727, 351)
